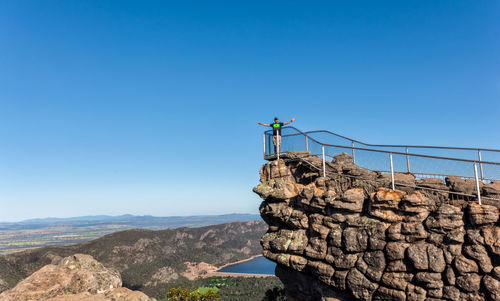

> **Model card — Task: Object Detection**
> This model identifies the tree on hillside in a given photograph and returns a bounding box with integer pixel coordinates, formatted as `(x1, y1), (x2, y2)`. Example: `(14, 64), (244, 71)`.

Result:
(166, 287), (220, 301)
(262, 286), (286, 301)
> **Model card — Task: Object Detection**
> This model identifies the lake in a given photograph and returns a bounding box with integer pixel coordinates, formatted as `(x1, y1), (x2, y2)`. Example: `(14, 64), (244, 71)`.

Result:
(218, 256), (276, 275)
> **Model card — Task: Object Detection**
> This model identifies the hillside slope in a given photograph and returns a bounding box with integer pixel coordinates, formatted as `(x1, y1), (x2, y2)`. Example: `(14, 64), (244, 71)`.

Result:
(0, 213), (261, 255)
(0, 221), (267, 298)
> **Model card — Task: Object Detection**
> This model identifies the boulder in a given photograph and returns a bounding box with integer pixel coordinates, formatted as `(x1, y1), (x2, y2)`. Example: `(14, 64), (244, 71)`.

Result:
(385, 260), (408, 272)
(385, 242), (409, 261)
(407, 243), (429, 270)
(326, 247), (358, 269)
(483, 275), (500, 301)
(305, 237), (328, 260)
(483, 226), (500, 256)
(367, 222), (389, 251)
(289, 255), (307, 271)
(482, 181), (500, 199)
(253, 177), (302, 200)
(444, 266), (456, 286)
(416, 178), (449, 203)
(346, 268), (379, 301)
(406, 283), (427, 300)
(425, 204), (464, 234)
(456, 273), (482, 293)
(307, 261), (335, 286)
(493, 267), (500, 280)
(378, 173), (415, 187)
(327, 224), (343, 248)
(453, 255), (479, 275)
(464, 244), (493, 273)
(446, 176), (484, 196)
(414, 272), (443, 289)
(262, 229), (308, 254)
(373, 286), (406, 301)
(260, 159), (292, 182)
(467, 203), (499, 226)
(400, 192), (431, 222)
(401, 222), (428, 242)
(369, 188), (404, 222)
(443, 286), (461, 300)
(466, 229), (485, 245)
(309, 222), (330, 240)
(343, 227), (368, 253)
(331, 152), (354, 168)
(0, 254), (153, 301)
(331, 188), (365, 213)
(332, 270), (349, 291)
(356, 251), (386, 282)
(416, 177), (448, 191)
(259, 202), (293, 227)
(427, 244), (446, 273)
(380, 272), (413, 291)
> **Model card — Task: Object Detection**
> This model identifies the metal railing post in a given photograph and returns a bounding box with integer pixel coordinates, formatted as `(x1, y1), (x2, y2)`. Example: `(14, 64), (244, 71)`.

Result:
(322, 145), (326, 177)
(478, 150), (484, 181)
(390, 153), (395, 190)
(277, 133), (280, 160)
(305, 136), (309, 152)
(263, 134), (266, 157)
(268, 135), (271, 157)
(474, 163), (482, 205)
(351, 141), (355, 163)
(406, 147), (411, 173)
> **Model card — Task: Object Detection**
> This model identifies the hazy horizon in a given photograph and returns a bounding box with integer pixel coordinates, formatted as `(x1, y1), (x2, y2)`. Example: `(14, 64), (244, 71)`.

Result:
(0, 212), (261, 223)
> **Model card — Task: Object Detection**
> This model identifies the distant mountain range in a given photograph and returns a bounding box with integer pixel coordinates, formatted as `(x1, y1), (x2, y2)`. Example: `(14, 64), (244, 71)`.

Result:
(1, 213), (261, 227)
(0, 213), (262, 255)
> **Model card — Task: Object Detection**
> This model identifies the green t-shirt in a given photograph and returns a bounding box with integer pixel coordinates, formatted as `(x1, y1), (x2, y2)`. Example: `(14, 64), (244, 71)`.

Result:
(271, 122), (283, 136)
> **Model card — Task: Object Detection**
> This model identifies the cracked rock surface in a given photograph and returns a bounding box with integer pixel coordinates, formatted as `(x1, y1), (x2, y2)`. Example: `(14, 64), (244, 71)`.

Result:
(254, 154), (500, 301)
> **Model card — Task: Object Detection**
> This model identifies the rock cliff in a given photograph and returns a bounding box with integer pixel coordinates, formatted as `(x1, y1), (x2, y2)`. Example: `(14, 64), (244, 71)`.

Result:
(254, 153), (500, 301)
(0, 253), (153, 300)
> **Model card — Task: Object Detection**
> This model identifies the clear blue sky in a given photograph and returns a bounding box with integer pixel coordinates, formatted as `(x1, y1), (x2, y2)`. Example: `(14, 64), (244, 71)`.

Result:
(1, 1), (499, 222)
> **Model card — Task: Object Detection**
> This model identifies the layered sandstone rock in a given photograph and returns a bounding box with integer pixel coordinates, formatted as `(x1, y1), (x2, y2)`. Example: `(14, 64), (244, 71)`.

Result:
(0, 254), (154, 301)
(254, 154), (500, 301)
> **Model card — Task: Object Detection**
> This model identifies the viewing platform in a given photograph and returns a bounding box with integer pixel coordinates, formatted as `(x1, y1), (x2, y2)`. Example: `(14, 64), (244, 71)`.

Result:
(263, 127), (500, 205)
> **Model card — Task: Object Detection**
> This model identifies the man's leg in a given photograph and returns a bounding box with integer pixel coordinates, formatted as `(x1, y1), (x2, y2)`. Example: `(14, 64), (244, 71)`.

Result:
(277, 135), (281, 155)
(272, 136), (277, 155)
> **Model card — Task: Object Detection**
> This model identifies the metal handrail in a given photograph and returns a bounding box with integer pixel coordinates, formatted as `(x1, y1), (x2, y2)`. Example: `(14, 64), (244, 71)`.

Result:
(263, 127), (499, 205)
(290, 154), (500, 203)
(265, 127), (500, 165)
(266, 127), (500, 153)
(288, 155), (500, 201)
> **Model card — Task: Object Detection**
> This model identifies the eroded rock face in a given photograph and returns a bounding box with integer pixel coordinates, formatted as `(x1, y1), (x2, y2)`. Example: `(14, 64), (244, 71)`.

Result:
(0, 254), (154, 301)
(255, 154), (500, 301)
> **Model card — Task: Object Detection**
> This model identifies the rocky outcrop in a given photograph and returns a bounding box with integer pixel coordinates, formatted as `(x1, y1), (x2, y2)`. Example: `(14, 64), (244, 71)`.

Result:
(0, 254), (154, 301)
(254, 154), (500, 301)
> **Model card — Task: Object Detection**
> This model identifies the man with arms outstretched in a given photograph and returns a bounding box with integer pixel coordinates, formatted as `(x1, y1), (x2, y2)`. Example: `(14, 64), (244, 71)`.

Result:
(258, 117), (296, 155)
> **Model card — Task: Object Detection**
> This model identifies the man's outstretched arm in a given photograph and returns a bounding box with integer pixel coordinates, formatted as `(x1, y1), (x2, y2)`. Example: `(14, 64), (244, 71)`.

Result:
(283, 117), (296, 125)
(257, 122), (271, 126)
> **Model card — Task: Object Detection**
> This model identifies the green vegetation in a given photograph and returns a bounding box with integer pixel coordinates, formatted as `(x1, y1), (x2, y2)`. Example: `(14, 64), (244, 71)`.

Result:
(158, 276), (284, 301)
(165, 287), (220, 300)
